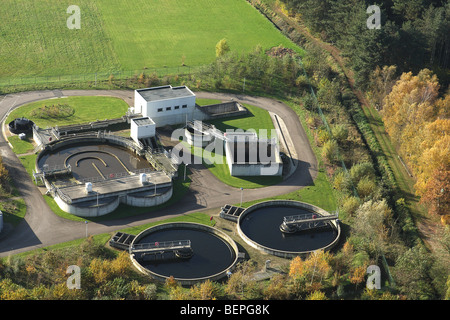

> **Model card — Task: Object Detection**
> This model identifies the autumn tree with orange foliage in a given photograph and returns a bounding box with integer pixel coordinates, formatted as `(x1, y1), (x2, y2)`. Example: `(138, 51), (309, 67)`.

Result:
(382, 69), (449, 222)
(288, 251), (332, 297)
(420, 163), (450, 223)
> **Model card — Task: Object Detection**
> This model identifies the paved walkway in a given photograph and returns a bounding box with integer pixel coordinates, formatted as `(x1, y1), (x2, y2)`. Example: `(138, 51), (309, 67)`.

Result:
(0, 90), (317, 257)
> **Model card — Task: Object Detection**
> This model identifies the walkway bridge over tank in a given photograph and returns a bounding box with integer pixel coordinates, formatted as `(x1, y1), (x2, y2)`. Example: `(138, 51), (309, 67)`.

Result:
(129, 240), (193, 262)
(280, 213), (339, 233)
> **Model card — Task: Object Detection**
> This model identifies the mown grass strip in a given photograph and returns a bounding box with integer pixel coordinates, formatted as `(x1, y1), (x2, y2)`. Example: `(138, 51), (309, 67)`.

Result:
(6, 96), (129, 128)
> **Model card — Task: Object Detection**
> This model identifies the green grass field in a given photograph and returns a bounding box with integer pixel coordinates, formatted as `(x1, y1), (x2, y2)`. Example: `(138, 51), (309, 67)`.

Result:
(207, 103), (276, 137)
(0, 0), (301, 80)
(6, 96), (129, 128)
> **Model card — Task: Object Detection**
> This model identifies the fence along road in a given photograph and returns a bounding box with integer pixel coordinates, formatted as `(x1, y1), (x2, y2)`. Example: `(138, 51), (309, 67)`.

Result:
(0, 90), (317, 257)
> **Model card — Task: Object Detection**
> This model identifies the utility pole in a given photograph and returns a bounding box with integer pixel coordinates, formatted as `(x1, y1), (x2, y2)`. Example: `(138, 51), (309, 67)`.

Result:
(240, 187), (243, 206)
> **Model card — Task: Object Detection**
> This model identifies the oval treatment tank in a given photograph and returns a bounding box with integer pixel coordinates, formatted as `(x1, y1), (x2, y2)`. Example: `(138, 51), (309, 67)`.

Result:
(237, 200), (341, 258)
(130, 222), (240, 285)
(37, 141), (152, 181)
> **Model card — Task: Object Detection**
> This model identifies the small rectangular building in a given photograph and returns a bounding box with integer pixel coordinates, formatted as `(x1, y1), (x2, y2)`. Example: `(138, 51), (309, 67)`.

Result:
(134, 85), (196, 127)
(224, 132), (283, 176)
(130, 117), (156, 145)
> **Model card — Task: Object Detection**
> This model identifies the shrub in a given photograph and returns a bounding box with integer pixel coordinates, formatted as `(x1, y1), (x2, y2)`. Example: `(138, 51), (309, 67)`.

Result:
(30, 104), (75, 119)
(350, 162), (376, 184)
(357, 176), (377, 199)
(263, 274), (291, 300)
(143, 284), (158, 300)
(306, 290), (328, 300)
(393, 243), (435, 299)
(333, 171), (352, 193)
(331, 124), (349, 144)
(295, 74), (309, 88)
(101, 277), (132, 299)
(341, 195), (361, 216)
(317, 128), (331, 145)
(322, 139), (339, 163)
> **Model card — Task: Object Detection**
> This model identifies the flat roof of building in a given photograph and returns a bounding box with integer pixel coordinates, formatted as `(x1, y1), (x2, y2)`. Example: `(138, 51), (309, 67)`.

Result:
(59, 171), (172, 202)
(132, 117), (155, 126)
(136, 85), (195, 102)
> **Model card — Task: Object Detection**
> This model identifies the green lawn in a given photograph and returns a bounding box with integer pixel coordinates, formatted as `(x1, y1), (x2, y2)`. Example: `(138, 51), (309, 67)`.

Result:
(18, 154), (38, 179)
(6, 96), (129, 128)
(239, 169), (337, 213)
(196, 99), (222, 106)
(7, 135), (35, 154)
(0, 198), (27, 227)
(207, 104), (276, 137)
(96, 0), (302, 70)
(0, 0), (302, 80)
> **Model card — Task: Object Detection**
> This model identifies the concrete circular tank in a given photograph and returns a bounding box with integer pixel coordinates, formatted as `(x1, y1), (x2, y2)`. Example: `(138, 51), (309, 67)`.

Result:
(129, 222), (240, 285)
(34, 136), (174, 217)
(37, 140), (153, 182)
(237, 200), (341, 258)
(8, 117), (34, 134)
(185, 126), (213, 147)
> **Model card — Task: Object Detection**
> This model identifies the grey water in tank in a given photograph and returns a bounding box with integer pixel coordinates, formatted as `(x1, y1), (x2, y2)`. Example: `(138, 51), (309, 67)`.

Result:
(137, 228), (236, 279)
(239, 206), (337, 252)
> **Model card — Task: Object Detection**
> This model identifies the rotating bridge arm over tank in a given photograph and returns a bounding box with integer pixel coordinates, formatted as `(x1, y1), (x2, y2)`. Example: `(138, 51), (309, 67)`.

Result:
(130, 240), (194, 260)
(280, 213), (339, 233)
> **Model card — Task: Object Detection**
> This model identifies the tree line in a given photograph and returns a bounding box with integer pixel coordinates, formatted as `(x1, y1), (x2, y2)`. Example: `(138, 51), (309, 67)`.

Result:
(0, 237), (402, 300)
(280, 0), (450, 89)
(273, 0), (449, 253)
(378, 68), (449, 222)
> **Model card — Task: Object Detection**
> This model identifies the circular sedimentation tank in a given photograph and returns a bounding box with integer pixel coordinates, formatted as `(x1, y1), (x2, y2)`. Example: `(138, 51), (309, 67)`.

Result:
(237, 200), (341, 258)
(184, 126), (213, 147)
(130, 222), (240, 285)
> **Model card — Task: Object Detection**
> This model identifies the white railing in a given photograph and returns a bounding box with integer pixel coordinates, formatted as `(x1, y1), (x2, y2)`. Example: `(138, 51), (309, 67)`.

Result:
(130, 240), (191, 253)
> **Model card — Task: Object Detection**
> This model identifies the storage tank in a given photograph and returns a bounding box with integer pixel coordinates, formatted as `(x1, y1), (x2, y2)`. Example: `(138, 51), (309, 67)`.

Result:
(85, 182), (93, 193)
(8, 117), (34, 134)
(140, 173), (147, 185)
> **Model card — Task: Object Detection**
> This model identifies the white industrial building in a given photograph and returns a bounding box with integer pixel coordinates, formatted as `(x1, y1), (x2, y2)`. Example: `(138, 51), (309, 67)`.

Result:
(134, 85), (196, 127)
(130, 117), (156, 145)
(132, 85), (283, 177)
(224, 132), (283, 176)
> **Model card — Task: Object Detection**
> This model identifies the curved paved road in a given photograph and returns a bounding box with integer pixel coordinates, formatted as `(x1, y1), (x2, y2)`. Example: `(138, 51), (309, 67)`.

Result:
(0, 90), (317, 257)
